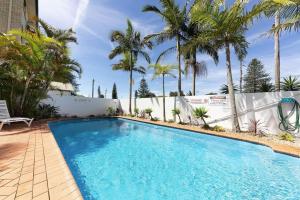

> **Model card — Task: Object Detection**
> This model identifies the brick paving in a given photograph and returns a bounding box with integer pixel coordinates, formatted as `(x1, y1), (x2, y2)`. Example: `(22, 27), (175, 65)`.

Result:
(0, 123), (83, 200)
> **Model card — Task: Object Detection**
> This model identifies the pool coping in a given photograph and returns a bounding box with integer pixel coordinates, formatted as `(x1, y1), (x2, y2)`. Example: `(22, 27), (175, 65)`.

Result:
(0, 122), (83, 200)
(118, 116), (300, 158)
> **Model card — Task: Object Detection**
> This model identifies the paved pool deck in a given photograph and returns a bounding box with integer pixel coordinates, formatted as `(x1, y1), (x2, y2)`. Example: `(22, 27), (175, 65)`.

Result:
(0, 117), (300, 200)
(0, 122), (83, 200)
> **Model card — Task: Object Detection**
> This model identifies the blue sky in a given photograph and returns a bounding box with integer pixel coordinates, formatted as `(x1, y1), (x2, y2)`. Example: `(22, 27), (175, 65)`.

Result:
(40, 0), (300, 98)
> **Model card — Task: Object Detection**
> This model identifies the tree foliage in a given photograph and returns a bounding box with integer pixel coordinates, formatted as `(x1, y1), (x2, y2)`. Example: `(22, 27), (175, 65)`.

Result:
(0, 20), (81, 116)
(243, 58), (272, 93)
(112, 83), (118, 99)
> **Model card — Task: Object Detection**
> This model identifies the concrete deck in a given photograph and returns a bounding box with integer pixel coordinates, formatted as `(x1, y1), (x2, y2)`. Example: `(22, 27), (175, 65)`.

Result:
(0, 122), (83, 200)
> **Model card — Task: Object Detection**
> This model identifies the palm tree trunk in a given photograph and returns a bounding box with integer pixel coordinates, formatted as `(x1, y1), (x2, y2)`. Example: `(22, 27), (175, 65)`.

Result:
(192, 52), (197, 96)
(129, 51), (133, 115)
(240, 60), (243, 93)
(274, 11), (281, 91)
(162, 74), (166, 122)
(20, 74), (33, 113)
(177, 35), (182, 96)
(225, 42), (240, 133)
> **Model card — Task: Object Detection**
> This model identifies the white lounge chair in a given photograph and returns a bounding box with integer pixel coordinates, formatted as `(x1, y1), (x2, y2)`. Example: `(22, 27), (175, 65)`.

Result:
(0, 100), (33, 131)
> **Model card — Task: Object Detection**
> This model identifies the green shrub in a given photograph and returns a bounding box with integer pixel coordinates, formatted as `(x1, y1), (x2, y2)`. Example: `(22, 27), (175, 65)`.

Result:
(144, 108), (153, 119)
(279, 132), (295, 142)
(193, 107), (209, 126)
(151, 117), (159, 121)
(167, 119), (175, 123)
(134, 108), (139, 117)
(106, 107), (116, 116)
(36, 104), (60, 119)
(212, 125), (225, 132)
(129, 114), (135, 117)
(172, 108), (182, 123)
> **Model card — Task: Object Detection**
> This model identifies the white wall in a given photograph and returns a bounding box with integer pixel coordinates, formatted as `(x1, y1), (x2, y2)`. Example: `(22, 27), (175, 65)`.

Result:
(42, 94), (119, 117)
(120, 91), (300, 136)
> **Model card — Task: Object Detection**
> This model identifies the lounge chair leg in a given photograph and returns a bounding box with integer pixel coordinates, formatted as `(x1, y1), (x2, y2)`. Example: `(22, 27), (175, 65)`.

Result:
(28, 119), (33, 127)
(0, 122), (3, 131)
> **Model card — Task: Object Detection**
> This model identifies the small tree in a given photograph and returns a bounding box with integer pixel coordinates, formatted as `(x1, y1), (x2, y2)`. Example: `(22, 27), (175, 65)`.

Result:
(112, 83), (118, 99)
(138, 78), (152, 98)
(243, 58), (272, 93)
(144, 108), (153, 120)
(98, 86), (104, 98)
(172, 108), (182, 124)
(193, 107), (209, 126)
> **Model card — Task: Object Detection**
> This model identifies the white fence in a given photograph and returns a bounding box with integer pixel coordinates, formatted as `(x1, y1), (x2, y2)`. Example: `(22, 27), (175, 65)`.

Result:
(120, 91), (300, 136)
(42, 94), (119, 117)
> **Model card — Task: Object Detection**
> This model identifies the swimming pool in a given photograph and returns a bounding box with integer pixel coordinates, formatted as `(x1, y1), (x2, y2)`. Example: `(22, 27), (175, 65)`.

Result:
(49, 118), (300, 200)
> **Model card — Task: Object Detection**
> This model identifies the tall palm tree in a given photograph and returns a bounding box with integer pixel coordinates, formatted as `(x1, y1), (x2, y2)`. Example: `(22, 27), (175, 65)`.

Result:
(109, 19), (152, 114)
(191, 1), (262, 132)
(182, 21), (218, 96)
(263, 0), (300, 91)
(143, 0), (187, 96)
(267, 0), (300, 32)
(149, 63), (176, 122)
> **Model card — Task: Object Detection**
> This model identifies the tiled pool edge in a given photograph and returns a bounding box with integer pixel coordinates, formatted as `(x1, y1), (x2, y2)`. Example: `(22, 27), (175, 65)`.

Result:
(118, 116), (300, 158)
(43, 124), (84, 200)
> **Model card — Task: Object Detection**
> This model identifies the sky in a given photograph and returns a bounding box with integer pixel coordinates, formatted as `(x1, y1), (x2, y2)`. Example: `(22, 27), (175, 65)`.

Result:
(39, 0), (300, 99)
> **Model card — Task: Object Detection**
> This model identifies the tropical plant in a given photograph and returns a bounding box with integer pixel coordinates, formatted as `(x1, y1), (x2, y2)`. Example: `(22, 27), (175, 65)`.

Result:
(193, 107), (209, 126)
(211, 125), (225, 132)
(109, 19), (152, 114)
(144, 108), (153, 120)
(281, 76), (300, 91)
(220, 84), (238, 94)
(0, 23), (81, 116)
(182, 15), (219, 96)
(112, 83), (118, 99)
(243, 58), (272, 93)
(246, 119), (268, 137)
(149, 63), (176, 122)
(279, 131), (295, 142)
(191, 1), (262, 132)
(106, 107), (116, 116)
(172, 108), (182, 124)
(134, 108), (139, 117)
(36, 104), (60, 119)
(143, 0), (187, 96)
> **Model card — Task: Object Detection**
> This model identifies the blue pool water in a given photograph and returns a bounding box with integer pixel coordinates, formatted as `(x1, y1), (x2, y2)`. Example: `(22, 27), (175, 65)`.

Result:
(49, 118), (300, 200)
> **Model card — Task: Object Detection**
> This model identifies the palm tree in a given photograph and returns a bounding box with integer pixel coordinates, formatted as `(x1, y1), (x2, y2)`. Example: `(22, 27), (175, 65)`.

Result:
(281, 76), (300, 91)
(264, 0), (300, 91)
(109, 19), (152, 114)
(149, 63), (176, 122)
(182, 10), (219, 96)
(0, 29), (62, 113)
(143, 0), (187, 96)
(267, 0), (300, 32)
(193, 107), (209, 126)
(172, 108), (182, 124)
(191, 1), (262, 132)
(220, 84), (238, 94)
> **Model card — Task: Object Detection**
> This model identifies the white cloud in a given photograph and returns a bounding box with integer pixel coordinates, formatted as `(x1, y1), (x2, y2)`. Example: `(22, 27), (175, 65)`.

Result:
(73, 0), (90, 30)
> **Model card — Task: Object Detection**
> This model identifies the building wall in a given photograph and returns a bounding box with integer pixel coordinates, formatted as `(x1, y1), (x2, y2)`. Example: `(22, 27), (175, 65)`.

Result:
(120, 91), (300, 136)
(0, 0), (38, 33)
